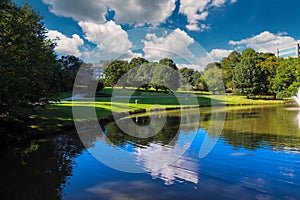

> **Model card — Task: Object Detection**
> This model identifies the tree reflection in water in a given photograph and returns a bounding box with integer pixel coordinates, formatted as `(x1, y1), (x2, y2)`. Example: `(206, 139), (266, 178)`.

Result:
(2, 106), (300, 199)
(0, 133), (85, 200)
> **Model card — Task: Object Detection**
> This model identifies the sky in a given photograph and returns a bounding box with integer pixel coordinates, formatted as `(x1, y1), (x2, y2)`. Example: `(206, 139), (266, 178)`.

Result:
(13, 0), (300, 70)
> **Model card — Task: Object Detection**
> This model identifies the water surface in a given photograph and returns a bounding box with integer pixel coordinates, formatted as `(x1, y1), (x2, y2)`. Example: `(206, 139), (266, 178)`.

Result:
(1, 106), (300, 199)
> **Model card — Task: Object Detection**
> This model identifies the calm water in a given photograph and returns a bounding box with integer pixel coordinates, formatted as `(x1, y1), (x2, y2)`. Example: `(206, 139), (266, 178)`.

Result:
(1, 106), (300, 200)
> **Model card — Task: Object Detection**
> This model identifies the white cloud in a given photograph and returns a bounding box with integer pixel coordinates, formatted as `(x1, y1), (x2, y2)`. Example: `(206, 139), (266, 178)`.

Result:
(229, 31), (297, 53)
(198, 49), (232, 67)
(186, 23), (211, 32)
(177, 63), (204, 71)
(78, 21), (141, 61)
(212, 0), (227, 7)
(46, 30), (84, 57)
(43, 0), (176, 26)
(108, 0), (176, 26)
(179, 0), (236, 31)
(43, 0), (107, 23)
(142, 28), (195, 61)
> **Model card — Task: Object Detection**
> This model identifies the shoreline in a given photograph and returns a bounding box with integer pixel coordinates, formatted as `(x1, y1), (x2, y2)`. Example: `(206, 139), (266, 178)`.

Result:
(2, 100), (289, 148)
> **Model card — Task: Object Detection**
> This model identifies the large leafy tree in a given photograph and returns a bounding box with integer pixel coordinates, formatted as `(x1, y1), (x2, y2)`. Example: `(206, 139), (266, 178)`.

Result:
(58, 55), (84, 92)
(203, 67), (224, 94)
(258, 54), (281, 95)
(233, 49), (264, 95)
(0, 0), (62, 119)
(159, 58), (178, 70)
(220, 51), (241, 89)
(273, 57), (300, 98)
(151, 63), (180, 93)
(103, 60), (130, 87)
(178, 67), (194, 85)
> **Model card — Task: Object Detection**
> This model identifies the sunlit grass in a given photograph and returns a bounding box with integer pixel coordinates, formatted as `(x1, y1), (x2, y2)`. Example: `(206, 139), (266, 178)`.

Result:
(25, 92), (285, 134)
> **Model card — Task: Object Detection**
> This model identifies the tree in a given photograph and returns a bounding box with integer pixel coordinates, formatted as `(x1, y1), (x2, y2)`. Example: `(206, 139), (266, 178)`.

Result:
(220, 51), (241, 89)
(130, 57), (149, 68)
(134, 62), (155, 90)
(203, 67), (224, 94)
(233, 49), (264, 95)
(159, 58), (178, 70)
(257, 54), (281, 95)
(179, 67), (194, 85)
(58, 55), (86, 92)
(273, 57), (300, 98)
(103, 60), (130, 87)
(151, 63), (180, 93)
(0, 0), (62, 120)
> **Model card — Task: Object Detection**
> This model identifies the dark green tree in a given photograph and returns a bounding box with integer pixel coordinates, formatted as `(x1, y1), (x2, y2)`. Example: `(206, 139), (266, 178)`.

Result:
(130, 57), (149, 68)
(151, 63), (180, 93)
(220, 51), (241, 89)
(159, 58), (178, 70)
(203, 67), (224, 94)
(258, 54), (281, 95)
(178, 67), (194, 85)
(273, 57), (300, 98)
(0, 0), (62, 120)
(58, 55), (83, 91)
(233, 49), (264, 95)
(103, 60), (130, 87)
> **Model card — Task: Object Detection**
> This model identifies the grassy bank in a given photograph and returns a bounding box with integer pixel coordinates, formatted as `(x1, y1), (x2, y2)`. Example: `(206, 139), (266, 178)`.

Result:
(1, 89), (288, 146)
(30, 93), (286, 132)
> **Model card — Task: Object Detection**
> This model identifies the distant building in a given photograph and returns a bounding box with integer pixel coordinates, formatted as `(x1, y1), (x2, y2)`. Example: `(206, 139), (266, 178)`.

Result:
(90, 62), (106, 79)
(277, 43), (300, 58)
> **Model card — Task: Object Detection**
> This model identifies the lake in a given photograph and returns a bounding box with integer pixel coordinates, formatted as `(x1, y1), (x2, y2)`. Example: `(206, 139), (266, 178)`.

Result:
(1, 106), (300, 200)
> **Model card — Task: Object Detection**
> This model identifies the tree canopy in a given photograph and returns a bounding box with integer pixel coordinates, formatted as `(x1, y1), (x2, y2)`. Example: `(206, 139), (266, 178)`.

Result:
(0, 0), (62, 119)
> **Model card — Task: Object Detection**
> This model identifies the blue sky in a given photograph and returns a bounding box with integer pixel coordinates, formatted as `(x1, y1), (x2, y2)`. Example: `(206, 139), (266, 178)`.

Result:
(13, 0), (300, 69)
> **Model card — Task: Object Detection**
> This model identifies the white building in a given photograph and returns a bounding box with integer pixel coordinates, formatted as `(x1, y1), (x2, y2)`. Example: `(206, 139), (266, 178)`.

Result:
(277, 42), (300, 58)
(90, 61), (106, 79)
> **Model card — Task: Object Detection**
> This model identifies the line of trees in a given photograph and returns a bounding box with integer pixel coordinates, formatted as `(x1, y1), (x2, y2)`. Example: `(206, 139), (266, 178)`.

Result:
(178, 48), (300, 98)
(103, 58), (180, 93)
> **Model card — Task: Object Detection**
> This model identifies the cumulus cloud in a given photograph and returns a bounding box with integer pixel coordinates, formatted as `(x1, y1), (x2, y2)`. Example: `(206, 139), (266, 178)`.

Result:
(142, 28), (195, 61)
(43, 0), (176, 26)
(198, 49), (232, 67)
(78, 21), (141, 61)
(46, 30), (84, 57)
(108, 0), (176, 26)
(179, 0), (237, 31)
(212, 0), (227, 7)
(229, 31), (297, 53)
(43, 0), (107, 23)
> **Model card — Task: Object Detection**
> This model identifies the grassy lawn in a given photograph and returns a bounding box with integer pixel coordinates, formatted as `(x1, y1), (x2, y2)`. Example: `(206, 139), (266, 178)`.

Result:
(25, 93), (285, 134)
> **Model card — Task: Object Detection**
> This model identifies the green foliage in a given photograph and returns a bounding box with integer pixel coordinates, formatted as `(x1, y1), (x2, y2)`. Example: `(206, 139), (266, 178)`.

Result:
(130, 57), (149, 68)
(220, 51), (241, 89)
(159, 58), (178, 70)
(203, 67), (224, 94)
(258, 54), (281, 95)
(0, 0), (62, 120)
(103, 60), (130, 86)
(151, 63), (180, 93)
(58, 55), (92, 92)
(178, 67), (194, 84)
(233, 49), (264, 95)
(272, 57), (300, 98)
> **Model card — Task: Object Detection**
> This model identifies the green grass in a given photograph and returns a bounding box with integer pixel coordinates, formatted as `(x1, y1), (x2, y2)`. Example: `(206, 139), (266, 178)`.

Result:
(23, 92), (286, 137)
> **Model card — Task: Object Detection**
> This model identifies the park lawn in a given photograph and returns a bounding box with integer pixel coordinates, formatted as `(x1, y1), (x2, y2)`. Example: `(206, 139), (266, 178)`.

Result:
(26, 94), (286, 135)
